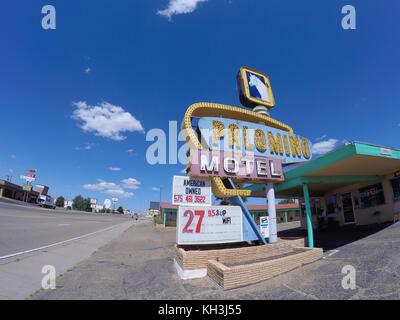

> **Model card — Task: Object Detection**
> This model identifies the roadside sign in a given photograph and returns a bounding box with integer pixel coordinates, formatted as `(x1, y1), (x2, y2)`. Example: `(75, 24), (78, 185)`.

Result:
(20, 169), (37, 183)
(260, 216), (270, 239)
(380, 148), (392, 156)
(172, 176), (212, 206)
(104, 199), (112, 209)
(23, 185), (32, 192)
(190, 150), (284, 183)
(198, 117), (312, 164)
(237, 66), (275, 109)
(177, 205), (243, 245)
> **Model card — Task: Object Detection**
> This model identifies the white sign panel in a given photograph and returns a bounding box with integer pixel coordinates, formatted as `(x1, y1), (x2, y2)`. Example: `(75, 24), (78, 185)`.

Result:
(172, 176), (212, 207)
(177, 206), (243, 245)
(260, 216), (270, 239)
(104, 199), (112, 209)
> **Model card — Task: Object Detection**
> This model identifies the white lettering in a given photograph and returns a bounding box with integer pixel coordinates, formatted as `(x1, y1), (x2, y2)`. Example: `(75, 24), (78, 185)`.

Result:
(256, 160), (268, 176)
(200, 155), (219, 173)
(224, 157), (239, 174)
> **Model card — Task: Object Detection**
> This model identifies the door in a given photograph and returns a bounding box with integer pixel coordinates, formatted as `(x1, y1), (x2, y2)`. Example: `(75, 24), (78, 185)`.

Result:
(341, 192), (355, 224)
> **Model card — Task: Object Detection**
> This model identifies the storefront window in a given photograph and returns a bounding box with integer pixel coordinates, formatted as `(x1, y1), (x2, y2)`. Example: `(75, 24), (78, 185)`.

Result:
(391, 178), (400, 202)
(326, 195), (337, 215)
(359, 183), (385, 208)
(300, 199), (323, 217)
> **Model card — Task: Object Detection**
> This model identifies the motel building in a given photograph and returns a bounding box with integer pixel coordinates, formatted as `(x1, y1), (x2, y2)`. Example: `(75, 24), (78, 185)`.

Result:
(249, 141), (400, 246)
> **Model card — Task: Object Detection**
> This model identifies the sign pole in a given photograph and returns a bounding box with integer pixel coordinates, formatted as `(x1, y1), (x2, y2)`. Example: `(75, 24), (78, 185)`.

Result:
(266, 182), (278, 243)
(255, 105), (278, 243)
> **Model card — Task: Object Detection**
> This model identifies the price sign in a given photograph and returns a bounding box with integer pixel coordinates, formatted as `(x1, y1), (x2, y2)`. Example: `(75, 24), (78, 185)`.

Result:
(172, 176), (212, 206)
(177, 206), (243, 245)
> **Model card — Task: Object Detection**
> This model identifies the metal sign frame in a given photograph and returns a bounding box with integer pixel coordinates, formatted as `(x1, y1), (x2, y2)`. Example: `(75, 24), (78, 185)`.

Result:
(237, 66), (275, 109)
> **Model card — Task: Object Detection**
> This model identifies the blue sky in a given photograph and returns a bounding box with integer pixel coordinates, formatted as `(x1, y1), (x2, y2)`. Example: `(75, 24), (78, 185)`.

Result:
(1, 0), (399, 212)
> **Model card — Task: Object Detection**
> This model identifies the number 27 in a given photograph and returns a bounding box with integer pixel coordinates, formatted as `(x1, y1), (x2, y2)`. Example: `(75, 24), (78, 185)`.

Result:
(182, 210), (205, 233)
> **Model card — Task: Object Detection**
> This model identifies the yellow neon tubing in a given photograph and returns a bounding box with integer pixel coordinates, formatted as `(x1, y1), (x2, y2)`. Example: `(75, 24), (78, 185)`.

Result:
(182, 102), (293, 198)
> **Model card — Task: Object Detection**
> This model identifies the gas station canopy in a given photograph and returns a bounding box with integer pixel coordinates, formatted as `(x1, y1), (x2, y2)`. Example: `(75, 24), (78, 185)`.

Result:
(248, 142), (400, 198)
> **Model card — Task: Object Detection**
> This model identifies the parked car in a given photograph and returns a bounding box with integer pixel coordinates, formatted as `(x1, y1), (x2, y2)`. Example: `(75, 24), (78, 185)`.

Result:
(37, 195), (56, 209)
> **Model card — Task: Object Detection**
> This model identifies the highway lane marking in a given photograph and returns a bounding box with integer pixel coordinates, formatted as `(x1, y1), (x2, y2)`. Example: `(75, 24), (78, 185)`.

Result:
(0, 222), (129, 261)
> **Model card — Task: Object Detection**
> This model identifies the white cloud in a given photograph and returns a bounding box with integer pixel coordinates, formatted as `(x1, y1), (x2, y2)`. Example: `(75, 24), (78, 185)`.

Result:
(72, 101), (144, 141)
(312, 139), (339, 155)
(85, 67), (91, 74)
(83, 179), (134, 198)
(152, 187), (161, 192)
(75, 143), (96, 151)
(122, 178), (141, 190)
(109, 167), (121, 172)
(126, 149), (135, 154)
(158, 0), (208, 20)
(315, 134), (327, 141)
(84, 143), (96, 150)
(104, 189), (133, 198)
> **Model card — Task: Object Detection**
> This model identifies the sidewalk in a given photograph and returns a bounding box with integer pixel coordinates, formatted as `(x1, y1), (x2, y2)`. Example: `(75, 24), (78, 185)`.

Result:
(32, 221), (400, 300)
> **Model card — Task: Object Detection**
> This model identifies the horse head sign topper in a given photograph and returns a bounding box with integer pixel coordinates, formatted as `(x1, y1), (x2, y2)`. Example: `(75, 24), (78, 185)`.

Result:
(237, 67), (275, 109)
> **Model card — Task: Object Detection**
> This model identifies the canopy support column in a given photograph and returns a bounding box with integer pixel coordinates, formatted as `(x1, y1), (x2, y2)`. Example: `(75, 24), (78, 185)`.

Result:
(302, 182), (314, 248)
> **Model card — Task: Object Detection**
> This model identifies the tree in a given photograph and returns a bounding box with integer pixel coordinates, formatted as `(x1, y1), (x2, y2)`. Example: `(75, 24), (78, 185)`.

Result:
(55, 196), (65, 207)
(116, 206), (124, 214)
(72, 195), (91, 211)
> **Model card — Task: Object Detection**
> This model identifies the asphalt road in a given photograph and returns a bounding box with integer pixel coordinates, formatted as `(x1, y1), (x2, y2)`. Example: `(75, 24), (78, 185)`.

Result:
(0, 202), (131, 258)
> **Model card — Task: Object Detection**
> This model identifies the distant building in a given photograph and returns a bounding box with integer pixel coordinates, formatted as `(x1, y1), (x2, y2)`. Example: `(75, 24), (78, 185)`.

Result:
(0, 179), (40, 203)
(148, 201), (160, 217)
(34, 185), (49, 196)
(94, 204), (104, 213)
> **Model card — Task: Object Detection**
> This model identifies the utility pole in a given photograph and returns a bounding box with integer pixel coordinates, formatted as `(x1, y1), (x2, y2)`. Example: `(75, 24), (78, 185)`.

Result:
(159, 186), (163, 215)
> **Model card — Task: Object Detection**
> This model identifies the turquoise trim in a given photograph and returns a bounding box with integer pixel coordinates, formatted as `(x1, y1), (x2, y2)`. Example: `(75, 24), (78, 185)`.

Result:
(354, 142), (400, 159)
(163, 209), (167, 228)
